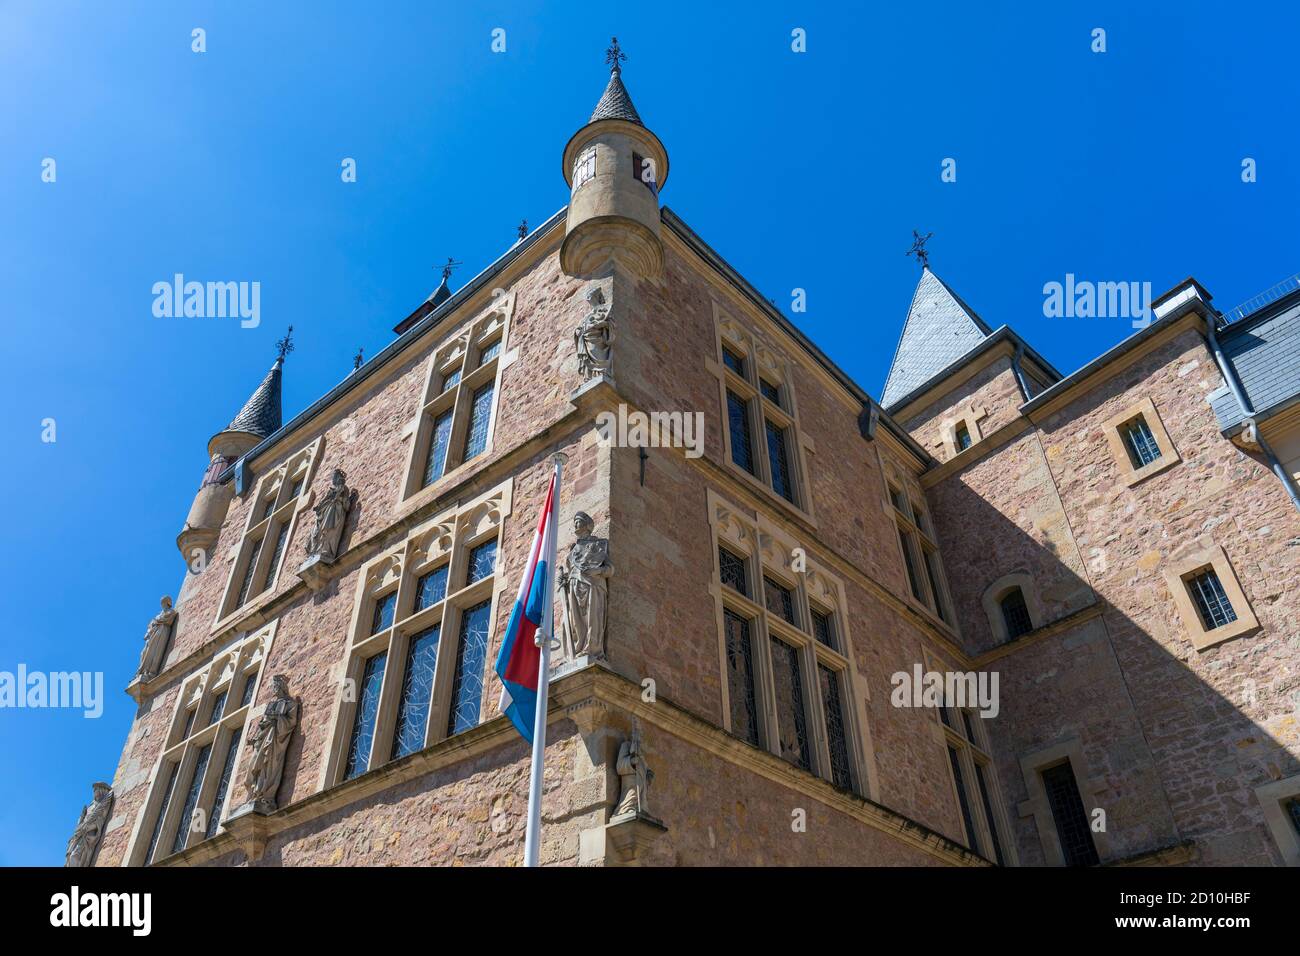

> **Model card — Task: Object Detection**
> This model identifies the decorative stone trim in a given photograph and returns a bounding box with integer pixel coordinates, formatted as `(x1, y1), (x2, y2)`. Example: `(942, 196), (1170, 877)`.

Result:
(1103, 396), (1181, 488)
(1163, 544), (1260, 650)
(1254, 774), (1300, 866)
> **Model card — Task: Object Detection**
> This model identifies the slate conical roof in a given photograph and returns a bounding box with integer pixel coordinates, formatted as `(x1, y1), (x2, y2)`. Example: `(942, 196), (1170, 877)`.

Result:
(881, 268), (993, 408)
(589, 68), (643, 125)
(224, 357), (283, 439)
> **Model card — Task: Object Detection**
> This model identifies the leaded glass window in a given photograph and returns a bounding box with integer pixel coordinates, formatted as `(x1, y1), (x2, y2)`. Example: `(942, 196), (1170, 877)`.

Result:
(260, 520), (291, 593)
(180, 708), (196, 740)
(205, 728), (243, 839)
(478, 339), (502, 366)
(1187, 569), (1237, 631)
(572, 146), (596, 190)
(288, 477), (305, 501)
(371, 591), (397, 635)
(974, 762), (1006, 865)
(811, 608), (834, 648)
(467, 540), (498, 585)
(1042, 760), (1100, 866)
(819, 665), (852, 790)
(414, 565), (449, 611)
(144, 762), (180, 864)
(921, 547), (948, 622)
(763, 576), (796, 625)
(391, 625), (441, 759)
(235, 536), (264, 607)
(765, 421), (794, 502)
(1000, 587), (1033, 639)
(423, 408), (454, 486)
(898, 528), (923, 601)
(727, 390), (754, 474)
(240, 674), (257, 708)
(440, 368), (461, 392)
(1121, 416), (1161, 468)
(260, 496), (277, 522)
(344, 652), (387, 780)
(723, 610), (760, 747)
(207, 690), (227, 727)
(462, 382), (495, 461)
(770, 638), (811, 771)
(447, 600), (492, 735)
(760, 379), (780, 404)
(948, 746), (978, 851)
(718, 547), (748, 596)
(170, 742), (212, 855)
(722, 347), (746, 376)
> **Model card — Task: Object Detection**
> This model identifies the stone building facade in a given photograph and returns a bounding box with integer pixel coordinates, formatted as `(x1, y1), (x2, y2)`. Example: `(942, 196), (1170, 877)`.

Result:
(88, 54), (1300, 868)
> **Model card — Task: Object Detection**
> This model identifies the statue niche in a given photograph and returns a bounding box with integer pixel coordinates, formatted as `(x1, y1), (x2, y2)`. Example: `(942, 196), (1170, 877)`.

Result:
(558, 511), (613, 660)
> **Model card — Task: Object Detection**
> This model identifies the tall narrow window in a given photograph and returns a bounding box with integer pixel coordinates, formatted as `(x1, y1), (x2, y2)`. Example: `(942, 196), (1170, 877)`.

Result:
(440, 368), (461, 392)
(260, 521), (291, 592)
(1286, 797), (1300, 838)
(1041, 761), (1100, 866)
(723, 610), (760, 747)
(722, 347), (746, 376)
(414, 565), (449, 611)
(921, 548), (948, 623)
(467, 540), (498, 585)
(770, 638), (811, 770)
(462, 382), (495, 461)
(205, 728), (243, 839)
(727, 391), (754, 474)
(1120, 416), (1161, 468)
(144, 763), (180, 865)
(811, 608), (835, 649)
(898, 529), (923, 601)
(763, 576), (796, 625)
(765, 421), (794, 502)
(954, 422), (973, 451)
(391, 625), (441, 759)
(974, 763), (1007, 865)
(170, 743), (212, 855)
(235, 537), (264, 608)
(1187, 569), (1237, 631)
(371, 591), (397, 635)
(344, 652), (387, 780)
(422, 408), (454, 486)
(718, 547), (748, 596)
(1000, 588), (1033, 639)
(890, 480), (951, 623)
(206, 690), (228, 727)
(447, 600), (492, 735)
(819, 665), (853, 790)
(948, 745), (979, 851)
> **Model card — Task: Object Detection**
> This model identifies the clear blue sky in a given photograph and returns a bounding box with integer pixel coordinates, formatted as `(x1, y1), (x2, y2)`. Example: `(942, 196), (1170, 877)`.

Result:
(2, 1), (1296, 865)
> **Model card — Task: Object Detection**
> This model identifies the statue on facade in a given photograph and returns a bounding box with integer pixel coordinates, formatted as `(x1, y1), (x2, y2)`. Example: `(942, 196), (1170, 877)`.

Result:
(65, 782), (113, 867)
(614, 726), (654, 818)
(135, 596), (178, 682)
(574, 286), (614, 381)
(558, 512), (613, 659)
(243, 675), (299, 813)
(305, 469), (354, 564)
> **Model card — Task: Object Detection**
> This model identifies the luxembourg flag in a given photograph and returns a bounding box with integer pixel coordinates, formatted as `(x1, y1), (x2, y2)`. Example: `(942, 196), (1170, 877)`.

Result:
(494, 467), (559, 743)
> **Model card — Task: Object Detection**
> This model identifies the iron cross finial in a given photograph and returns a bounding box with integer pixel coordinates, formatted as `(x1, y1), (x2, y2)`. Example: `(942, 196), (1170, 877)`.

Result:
(353, 347), (364, 371)
(906, 230), (934, 269)
(605, 37), (626, 74)
(275, 326), (295, 362)
(438, 257), (463, 282)
(517, 219), (528, 240)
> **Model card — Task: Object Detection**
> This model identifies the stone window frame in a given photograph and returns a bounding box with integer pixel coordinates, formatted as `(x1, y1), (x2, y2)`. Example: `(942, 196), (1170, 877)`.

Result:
(397, 293), (517, 515)
(1254, 774), (1300, 866)
(320, 479), (513, 788)
(1103, 396), (1181, 488)
(707, 301), (816, 522)
(923, 648), (1017, 865)
(937, 405), (987, 459)
(214, 437), (323, 628)
(124, 622), (276, 865)
(706, 489), (875, 798)
(881, 463), (956, 633)
(981, 572), (1045, 644)
(1016, 737), (1111, 866)
(1163, 544), (1260, 650)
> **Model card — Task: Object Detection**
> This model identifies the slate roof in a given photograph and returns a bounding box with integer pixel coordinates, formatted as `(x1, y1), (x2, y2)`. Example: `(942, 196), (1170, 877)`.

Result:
(589, 70), (643, 125)
(224, 358), (283, 439)
(1209, 290), (1300, 429)
(881, 268), (994, 408)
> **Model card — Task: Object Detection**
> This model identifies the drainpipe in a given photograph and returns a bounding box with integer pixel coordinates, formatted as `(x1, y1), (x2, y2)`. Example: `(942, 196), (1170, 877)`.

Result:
(1010, 342), (1032, 403)
(1205, 317), (1300, 512)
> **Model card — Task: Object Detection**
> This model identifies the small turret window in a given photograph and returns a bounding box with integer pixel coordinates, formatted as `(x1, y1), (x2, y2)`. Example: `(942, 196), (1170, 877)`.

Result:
(573, 146), (596, 190)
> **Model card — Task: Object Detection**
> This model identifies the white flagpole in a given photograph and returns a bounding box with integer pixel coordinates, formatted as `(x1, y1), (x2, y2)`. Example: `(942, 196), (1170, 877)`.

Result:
(524, 452), (565, 867)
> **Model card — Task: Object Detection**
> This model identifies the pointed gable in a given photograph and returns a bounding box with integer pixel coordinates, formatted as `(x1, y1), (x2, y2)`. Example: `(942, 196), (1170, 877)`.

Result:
(881, 268), (993, 408)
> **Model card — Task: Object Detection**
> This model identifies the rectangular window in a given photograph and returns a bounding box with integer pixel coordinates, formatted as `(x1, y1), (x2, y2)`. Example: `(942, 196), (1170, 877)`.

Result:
(974, 762), (1007, 865)
(391, 624), (441, 759)
(170, 742), (212, 855)
(462, 382), (495, 461)
(205, 728), (243, 839)
(723, 610), (760, 747)
(414, 566), (449, 612)
(477, 340), (501, 366)
(467, 539), (498, 585)
(921, 548), (948, 622)
(440, 368), (461, 392)
(759, 379), (780, 404)
(770, 638), (811, 771)
(718, 547), (748, 596)
(260, 520), (291, 592)
(811, 608), (834, 649)
(371, 592), (397, 635)
(447, 600), (492, 736)
(948, 746), (979, 851)
(727, 390), (754, 474)
(1287, 797), (1300, 838)
(206, 690), (228, 727)
(722, 348), (746, 376)
(240, 674), (257, 708)
(144, 762), (180, 864)
(819, 665), (853, 790)
(180, 708), (196, 740)
(763, 577), (796, 625)
(765, 421), (794, 502)
(572, 146), (596, 189)
(344, 652), (387, 780)
(955, 422), (972, 451)
(235, 536), (264, 608)
(1041, 761), (1100, 866)
(422, 408), (454, 486)
(1121, 416), (1161, 468)
(897, 529), (923, 601)
(1187, 569), (1238, 631)
(1000, 588), (1033, 639)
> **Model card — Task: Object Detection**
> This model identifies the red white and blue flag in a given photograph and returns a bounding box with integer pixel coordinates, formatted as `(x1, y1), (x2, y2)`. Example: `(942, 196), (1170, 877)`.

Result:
(494, 471), (557, 743)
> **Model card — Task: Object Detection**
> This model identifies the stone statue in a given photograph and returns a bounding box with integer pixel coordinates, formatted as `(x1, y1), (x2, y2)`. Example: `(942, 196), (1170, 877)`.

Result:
(558, 512), (613, 659)
(135, 596), (178, 682)
(574, 286), (614, 381)
(242, 675), (299, 813)
(65, 782), (113, 867)
(614, 727), (654, 818)
(305, 469), (353, 564)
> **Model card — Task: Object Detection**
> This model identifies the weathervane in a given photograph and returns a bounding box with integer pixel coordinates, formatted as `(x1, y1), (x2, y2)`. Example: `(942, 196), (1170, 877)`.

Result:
(275, 326), (295, 362)
(906, 230), (934, 269)
(353, 347), (364, 371)
(605, 37), (626, 74)
(437, 257), (463, 282)
(517, 219), (528, 241)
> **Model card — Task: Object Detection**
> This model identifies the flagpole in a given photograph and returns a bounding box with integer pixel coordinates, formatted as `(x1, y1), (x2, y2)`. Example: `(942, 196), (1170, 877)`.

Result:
(524, 452), (565, 867)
